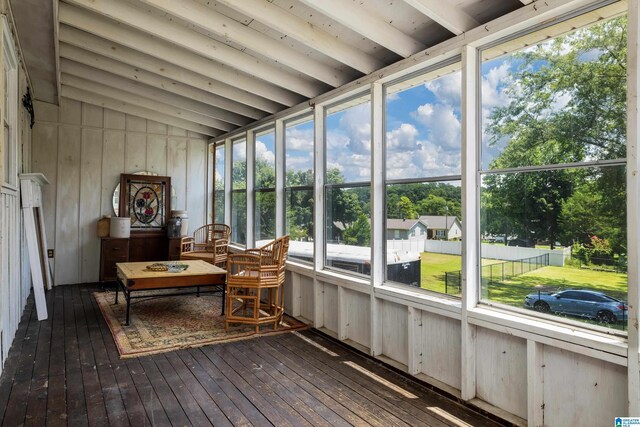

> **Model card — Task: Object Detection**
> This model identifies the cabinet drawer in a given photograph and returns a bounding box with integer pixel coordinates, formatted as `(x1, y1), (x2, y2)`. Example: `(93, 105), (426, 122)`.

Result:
(100, 238), (130, 282)
(103, 239), (130, 255)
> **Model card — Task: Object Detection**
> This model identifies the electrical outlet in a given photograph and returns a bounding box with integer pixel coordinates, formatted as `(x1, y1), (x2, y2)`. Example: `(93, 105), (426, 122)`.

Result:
(47, 249), (54, 258)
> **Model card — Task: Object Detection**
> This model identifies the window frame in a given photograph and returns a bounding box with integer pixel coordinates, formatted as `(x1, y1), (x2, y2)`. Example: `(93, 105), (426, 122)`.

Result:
(476, 10), (629, 336)
(284, 113), (315, 264)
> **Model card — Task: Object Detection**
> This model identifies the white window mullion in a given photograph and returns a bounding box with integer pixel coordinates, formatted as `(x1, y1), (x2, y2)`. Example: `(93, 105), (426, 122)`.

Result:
(626, 0), (640, 416)
(275, 119), (285, 237)
(461, 44), (480, 402)
(246, 130), (255, 248)
(224, 138), (232, 226)
(370, 82), (384, 357)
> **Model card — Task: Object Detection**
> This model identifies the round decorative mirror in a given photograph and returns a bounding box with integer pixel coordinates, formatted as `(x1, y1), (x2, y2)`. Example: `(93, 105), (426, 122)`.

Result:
(112, 171), (176, 216)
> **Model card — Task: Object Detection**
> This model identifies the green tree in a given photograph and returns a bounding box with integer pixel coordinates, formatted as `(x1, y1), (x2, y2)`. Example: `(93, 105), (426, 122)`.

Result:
(397, 196), (417, 219)
(343, 213), (371, 246)
(483, 17), (627, 251)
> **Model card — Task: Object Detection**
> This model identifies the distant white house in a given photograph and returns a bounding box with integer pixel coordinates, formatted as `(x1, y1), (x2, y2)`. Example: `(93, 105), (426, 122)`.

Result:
(386, 215), (462, 240)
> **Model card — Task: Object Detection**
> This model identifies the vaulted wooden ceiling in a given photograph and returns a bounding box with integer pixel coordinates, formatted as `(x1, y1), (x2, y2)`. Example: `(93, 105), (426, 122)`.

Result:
(21, 0), (528, 137)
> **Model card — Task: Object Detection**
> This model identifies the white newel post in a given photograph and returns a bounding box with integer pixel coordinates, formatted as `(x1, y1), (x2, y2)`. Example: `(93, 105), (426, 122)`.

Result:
(19, 173), (52, 321)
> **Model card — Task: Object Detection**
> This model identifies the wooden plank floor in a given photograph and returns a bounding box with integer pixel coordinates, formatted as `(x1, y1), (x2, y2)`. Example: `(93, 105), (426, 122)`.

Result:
(0, 285), (507, 426)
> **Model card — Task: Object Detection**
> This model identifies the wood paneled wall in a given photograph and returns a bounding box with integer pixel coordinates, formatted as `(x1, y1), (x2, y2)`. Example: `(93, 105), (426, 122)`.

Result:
(32, 98), (209, 286)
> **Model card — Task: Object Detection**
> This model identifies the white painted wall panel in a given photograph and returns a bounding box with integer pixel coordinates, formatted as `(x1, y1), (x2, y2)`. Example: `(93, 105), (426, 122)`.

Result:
(60, 98), (81, 125)
(55, 125), (82, 285)
(543, 346), (627, 425)
(32, 120), (58, 252)
(32, 98), (208, 285)
(345, 290), (370, 349)
(187, 139), (206, 235)
(322, 282), (339, 334)
(381, 300), (408, 366)
(167, 139), (187, 211)
(146, 135), (167, 176)
(125, 132), (147, 172)
(300, 275), (315, 321)
(79, 129), (103, 283)
(82, 103), (103, 128)
(476, 327), (527, 419)
(101, 130), (125, 216)
(104, 109), (125, 130)
(420, 311), (462, 390)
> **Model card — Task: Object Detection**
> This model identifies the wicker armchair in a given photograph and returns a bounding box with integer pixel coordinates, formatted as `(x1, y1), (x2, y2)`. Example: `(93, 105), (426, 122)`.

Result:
(225, 235), (290, 332)
(180, 224), (231, 268)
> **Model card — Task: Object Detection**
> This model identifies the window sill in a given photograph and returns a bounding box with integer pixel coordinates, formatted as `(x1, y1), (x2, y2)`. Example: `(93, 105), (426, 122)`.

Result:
(285, 260), (314, 276)
(374, 283), (462, 320)
(315, 269), (371, 294)
(468, 305), (628, 364)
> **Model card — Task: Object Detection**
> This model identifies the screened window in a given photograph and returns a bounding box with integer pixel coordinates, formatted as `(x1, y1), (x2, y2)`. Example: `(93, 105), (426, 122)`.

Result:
(254, 127), (276, 242)
(2, 46), (15, 186)
(285, 115), (314, 263)
(231, 138), (247, 245)
(325, 93), (372, 276)
(213, 145), (225, 224)
(384, 63), (462, 292)
(480, 11), (627, 332)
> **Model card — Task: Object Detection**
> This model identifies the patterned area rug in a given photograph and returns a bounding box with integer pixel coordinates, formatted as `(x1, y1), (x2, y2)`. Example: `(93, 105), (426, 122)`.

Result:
(94, 289), (307, 359)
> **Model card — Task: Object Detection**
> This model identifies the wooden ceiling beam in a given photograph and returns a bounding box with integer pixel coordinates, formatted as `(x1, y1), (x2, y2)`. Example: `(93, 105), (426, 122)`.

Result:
(297, 0), (425, 58)
(61, 73), (235, 132)
(60, 59), (251, 127)
(213, 0), (384, 74)
(402, 0), (479, 35)
(136, 0), (346, 87)
(60, 85), (221, 137)
(58, 3), (304, 107)
(58, 26), (275, 117)
(62, 0), (322, 98)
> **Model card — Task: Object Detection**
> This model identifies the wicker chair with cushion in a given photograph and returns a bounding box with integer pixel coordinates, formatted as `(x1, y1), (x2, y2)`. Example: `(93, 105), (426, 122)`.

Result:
(180, 224), (231, 268)
(225, 235), (290, 332)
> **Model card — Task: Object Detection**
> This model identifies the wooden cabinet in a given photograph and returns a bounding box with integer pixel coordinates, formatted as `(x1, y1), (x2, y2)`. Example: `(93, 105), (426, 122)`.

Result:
(168, 237), (183, 261)
(99, 238), (130, 282)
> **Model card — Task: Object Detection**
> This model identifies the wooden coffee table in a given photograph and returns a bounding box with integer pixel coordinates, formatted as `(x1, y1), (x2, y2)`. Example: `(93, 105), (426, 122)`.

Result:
(115, 260), (226, 326)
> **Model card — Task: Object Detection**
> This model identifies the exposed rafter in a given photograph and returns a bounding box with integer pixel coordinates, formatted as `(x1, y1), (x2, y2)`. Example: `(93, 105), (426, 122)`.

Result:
(212, 0), (384, 74)
(297, 0), (425, 58)
(58, 3), (304, 107)
(136, 0), (346, 87)
(60, 59), (251, 127)
(63, 0), (322, 98)
(61, 73), (233, 132)
(402, 0), (479, 35)
(58, 26), (277, 116)
(61, 85), (220, 137)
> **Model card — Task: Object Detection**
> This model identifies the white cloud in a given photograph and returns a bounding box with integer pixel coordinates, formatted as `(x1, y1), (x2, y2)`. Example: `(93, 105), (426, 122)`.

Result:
(414, 102), (461, 149)
(339, 103), (371, 155)
(386, 123), (418, 151)
(425, 72), (461, 108)
(285, 126), (314, 151)
(255, 139), (275, 165)
(481, 61), (512, 109)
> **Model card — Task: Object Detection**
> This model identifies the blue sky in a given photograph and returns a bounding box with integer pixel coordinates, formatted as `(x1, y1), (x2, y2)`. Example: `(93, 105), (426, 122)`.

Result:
(242, 60), (519, 183)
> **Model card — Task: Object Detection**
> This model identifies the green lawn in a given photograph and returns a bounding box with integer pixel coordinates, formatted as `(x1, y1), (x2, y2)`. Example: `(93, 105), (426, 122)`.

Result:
(420, 253), (628, 330)
(420, 252), (501, 294)
(486, 266), (627, 307)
